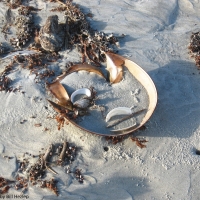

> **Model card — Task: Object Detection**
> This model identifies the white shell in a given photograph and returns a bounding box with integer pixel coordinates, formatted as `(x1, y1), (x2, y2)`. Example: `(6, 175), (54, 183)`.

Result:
(105, 107), (133, 122)
(71, 88), (91, 103)
(106, 54), (118, 81)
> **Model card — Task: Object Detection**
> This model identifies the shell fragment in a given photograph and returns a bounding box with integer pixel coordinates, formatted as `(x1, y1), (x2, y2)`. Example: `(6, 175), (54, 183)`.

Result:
(70, 88), (91, 103)
(105, 107), (133, 122)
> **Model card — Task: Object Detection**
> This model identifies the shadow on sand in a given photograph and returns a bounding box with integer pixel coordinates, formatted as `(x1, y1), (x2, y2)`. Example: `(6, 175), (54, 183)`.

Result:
(134, 60), (200, 138)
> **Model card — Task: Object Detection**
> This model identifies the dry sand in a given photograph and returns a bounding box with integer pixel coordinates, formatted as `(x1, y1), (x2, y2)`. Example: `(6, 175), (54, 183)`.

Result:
(1, 0), (200, 199)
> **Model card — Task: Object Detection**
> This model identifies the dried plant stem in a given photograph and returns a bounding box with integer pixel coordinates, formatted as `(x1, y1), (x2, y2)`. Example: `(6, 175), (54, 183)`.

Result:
(107, 109), (146, 128)
(58, 141), (68, 163)
(46, 166), (58, 175)
(42, 144), (54, 167)
(42, 144), (58, 174)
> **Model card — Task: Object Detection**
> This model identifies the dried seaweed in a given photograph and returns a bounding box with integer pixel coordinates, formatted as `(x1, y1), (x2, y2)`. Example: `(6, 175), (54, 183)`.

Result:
(50, 1), (121, 65)
(189, 32), (200, 67)
(130, 137), (148, 148)
(40, 178), (58, 196)
(105, 135), (125, 145)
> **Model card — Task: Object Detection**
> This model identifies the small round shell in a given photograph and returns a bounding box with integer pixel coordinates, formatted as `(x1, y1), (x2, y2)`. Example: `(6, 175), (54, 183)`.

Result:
(71, 88), (91, 103)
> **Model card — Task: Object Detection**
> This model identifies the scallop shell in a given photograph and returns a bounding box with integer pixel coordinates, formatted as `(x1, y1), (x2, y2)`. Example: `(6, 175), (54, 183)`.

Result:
(73, 98), (90, 109)
(71, 88), (91, 103)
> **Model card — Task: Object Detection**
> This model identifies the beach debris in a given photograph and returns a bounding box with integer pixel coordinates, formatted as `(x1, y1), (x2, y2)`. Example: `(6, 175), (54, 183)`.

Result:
(189, 32), (200, 67)
(105, 52), (124, 83)
(40, 178), (59, 196)
(74, 168), (84, 183)
(71, 88), (91, 103)
(10, 13), (34, 48)
(105, 135), (125, 145)
(57, 141), (76, 165)
(50, 1), (121, 64)
(13, 141), (80, 195)
(130, 137), (148, 148)
(0, 177), (16, 194)
(58, 63), (107, 81)
(1, 50), (39, 60)
(57, 141), (68, 166)
(7, 0), (21, 9)
(0, 185), (10, 194)
(18, 5), (42, 16)
(105, 107), (134, 122)
(0, 76), (12, 91)
(48, 86), (97, 129)
(15, 176), (28, 191)
(107, 109), (146, 131)
(34, 123), (42, 127)
(0, 177), (8, 188)
(39, 15), (67, 52)
(47, 80), (72, 110)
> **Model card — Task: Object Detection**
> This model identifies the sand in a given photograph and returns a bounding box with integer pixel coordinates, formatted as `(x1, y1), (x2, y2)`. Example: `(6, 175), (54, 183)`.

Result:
(1, 0), (200, 199)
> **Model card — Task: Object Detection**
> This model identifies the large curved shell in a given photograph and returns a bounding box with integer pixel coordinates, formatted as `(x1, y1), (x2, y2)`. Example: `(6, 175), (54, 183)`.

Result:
(57, 63), (107, 82)
(106, 52), (124, 83)
(54, 52), (157, 136)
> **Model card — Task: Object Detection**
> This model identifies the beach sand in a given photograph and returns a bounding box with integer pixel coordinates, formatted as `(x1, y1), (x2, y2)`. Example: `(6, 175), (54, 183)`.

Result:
(0, 0), (200, 199)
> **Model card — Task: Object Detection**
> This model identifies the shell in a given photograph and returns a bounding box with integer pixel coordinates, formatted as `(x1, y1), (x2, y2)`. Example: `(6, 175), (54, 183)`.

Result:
(73, 98), (90, 109)
(105, 107), (133, 122)
(105, 52), (124, 83)
(71, 88), (91, 103)
(47, 80), (73, 110)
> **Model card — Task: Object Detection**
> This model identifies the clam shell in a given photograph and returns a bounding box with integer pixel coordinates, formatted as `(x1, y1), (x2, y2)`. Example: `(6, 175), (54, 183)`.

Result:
(71, 88), (91, 103)
(73, 98), (90, 109)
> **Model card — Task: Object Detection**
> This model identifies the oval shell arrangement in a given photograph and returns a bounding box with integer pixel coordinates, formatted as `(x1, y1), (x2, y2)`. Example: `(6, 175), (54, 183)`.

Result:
(48, 52), (157, 136)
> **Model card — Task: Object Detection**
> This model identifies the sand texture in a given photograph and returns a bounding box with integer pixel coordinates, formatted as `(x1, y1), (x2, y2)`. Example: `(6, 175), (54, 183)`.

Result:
(1, 0), (200, 199)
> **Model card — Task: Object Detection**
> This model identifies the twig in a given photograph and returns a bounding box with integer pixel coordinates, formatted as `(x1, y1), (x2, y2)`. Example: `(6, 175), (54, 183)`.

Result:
(58, 141), (68, 165)
(42, 144), (54, 168)
(106, 109), (146, 128)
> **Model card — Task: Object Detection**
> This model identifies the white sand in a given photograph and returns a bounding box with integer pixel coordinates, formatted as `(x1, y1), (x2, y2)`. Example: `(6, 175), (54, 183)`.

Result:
(1, 0), (200, 199)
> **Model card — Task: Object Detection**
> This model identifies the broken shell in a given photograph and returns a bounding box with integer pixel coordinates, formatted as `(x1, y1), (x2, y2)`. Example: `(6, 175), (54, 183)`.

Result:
(57, 63), (107, 82)
(73, 98), (90, 109)
(105, 107), (133, 122)
(70, 88), (91, 104)
(47, 80), (73, 110)
(105, 52), (124, 83)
